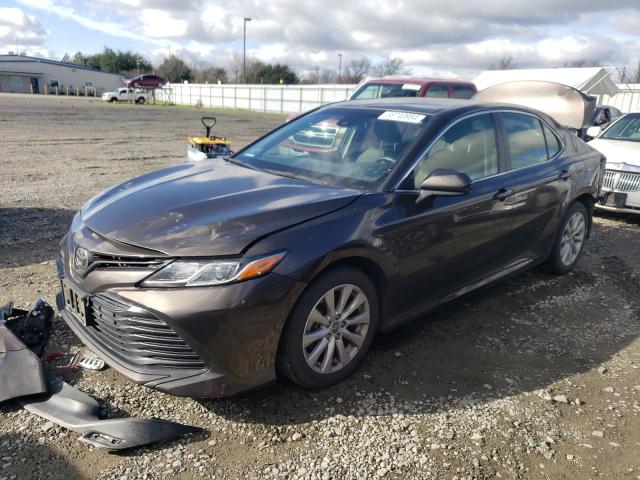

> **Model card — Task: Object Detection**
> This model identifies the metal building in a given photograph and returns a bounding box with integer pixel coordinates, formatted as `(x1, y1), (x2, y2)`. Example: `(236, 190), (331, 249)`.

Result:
(0, 54), (125, 95)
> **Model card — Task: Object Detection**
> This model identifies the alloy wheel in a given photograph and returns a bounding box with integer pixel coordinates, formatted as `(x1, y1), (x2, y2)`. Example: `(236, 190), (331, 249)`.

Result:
(302, 284), (370, 374)
(559, 211), (586, 266)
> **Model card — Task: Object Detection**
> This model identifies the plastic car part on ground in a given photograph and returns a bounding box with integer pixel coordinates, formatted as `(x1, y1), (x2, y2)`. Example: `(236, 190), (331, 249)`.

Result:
(1, 298), (54, 355)
(68, 352), (106, 371)
(0, 299), (52, 402)
(0, 322), (47, 403)
(0, 298), (203, 451)
(20, 375), (202, 451)
(187, 116), (233, 162)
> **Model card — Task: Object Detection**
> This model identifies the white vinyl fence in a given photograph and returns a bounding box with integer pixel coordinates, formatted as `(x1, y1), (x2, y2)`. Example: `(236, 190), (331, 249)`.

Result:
(155, 82), (640, 115)
(155, 83), (357, 114)
(600, 84), (640, 113)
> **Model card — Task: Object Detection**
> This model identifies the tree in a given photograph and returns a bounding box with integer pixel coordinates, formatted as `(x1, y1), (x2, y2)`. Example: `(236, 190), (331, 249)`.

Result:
(193, 66), (228, 84)
(157, 55), (193, 83)
(60, 47), (152, 74)
(370, 58), (410, 77)
(341, 57), (372, 83)
(489, 55), (515, 70)
(564, 59), (601, 68)
(255, 63), (298, 84)
(300, 67), (336, 84)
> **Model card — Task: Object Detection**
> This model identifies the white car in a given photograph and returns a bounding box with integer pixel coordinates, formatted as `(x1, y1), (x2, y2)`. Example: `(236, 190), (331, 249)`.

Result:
(587, 113), (640, 214)
(101, 87), (148, 104)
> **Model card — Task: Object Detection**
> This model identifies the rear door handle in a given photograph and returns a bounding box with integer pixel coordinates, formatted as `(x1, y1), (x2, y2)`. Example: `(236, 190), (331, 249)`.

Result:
(559, 170), (571, 180)
(493, 188), (515, 201)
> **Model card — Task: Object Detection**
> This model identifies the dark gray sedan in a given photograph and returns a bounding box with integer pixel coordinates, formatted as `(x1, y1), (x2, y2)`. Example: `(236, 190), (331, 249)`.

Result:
(57, 97), (605, 397)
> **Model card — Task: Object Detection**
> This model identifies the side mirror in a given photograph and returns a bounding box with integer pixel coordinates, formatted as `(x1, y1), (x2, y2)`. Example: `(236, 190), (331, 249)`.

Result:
(416, 169), (472, 204)
(586, 126), (602, 139)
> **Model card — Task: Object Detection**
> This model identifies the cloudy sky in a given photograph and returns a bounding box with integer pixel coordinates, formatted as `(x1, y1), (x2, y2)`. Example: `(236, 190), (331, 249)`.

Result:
(1, 0), (640, 79)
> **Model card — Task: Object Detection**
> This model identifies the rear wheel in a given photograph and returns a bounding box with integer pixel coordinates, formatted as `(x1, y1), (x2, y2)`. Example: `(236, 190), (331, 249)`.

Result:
(548, 202), (588, 274)
(137, 97), (145, 104)
(279, 267), (378, 389)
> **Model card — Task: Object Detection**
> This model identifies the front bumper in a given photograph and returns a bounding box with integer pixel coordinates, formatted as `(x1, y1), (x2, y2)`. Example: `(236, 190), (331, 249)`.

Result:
(57, 249), (305, 397)
(595, 169), (640, 215)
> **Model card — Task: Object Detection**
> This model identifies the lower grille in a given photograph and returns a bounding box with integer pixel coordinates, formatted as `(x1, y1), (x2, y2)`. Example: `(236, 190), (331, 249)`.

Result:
(603, 169), (640, 192)
(83, 293), (206, 370)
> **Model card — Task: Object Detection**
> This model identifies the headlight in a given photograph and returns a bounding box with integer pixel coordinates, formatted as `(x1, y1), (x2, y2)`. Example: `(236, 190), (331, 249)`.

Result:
(141, 252), (286, 287)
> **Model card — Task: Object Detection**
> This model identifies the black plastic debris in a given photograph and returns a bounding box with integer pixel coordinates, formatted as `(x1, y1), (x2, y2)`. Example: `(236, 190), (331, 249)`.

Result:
(1, 298), (54, 356)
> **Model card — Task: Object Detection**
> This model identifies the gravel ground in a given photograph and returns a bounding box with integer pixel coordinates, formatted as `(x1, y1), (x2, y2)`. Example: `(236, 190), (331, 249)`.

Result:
(1, 92), (639, 480)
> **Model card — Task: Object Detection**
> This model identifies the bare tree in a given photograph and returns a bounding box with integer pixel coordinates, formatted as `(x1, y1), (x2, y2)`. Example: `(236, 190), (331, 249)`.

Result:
(193, 66), (228, 84)
(370, 58), (410, 77)
(341, 57), (372, 83)
(489, 55), (515, 70)
(616, 60), (640, 84)
(300, 67), (337, 84)
(563, 58), (601, 68)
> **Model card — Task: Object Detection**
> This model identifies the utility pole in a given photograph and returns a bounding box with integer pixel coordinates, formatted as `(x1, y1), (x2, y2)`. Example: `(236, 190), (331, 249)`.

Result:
(243, 17), (252, 84)
(337, 53), (342, 84)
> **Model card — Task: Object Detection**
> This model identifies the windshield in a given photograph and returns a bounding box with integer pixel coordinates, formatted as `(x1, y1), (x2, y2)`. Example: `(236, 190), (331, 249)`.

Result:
(351, 83), (422, 100)
(601, 115), (640, 142)
(233, 107), (431, 189)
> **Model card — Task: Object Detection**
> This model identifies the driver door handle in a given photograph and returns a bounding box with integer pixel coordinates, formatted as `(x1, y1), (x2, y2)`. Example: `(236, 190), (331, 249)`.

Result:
(493, 188), (514, 201)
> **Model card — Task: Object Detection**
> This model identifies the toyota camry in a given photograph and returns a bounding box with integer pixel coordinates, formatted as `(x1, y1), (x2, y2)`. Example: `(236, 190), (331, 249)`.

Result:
(57, 97), (604, 397)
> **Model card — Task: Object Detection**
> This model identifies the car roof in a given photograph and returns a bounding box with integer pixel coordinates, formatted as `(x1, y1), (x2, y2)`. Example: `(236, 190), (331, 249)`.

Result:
(324, 96), (538, 116)
(361, 77), (475, 86)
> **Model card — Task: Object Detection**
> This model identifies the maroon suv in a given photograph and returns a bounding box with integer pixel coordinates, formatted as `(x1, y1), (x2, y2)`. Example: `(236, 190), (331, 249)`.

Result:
(125, 74), (167, 89)
(350, 77), (477, 100)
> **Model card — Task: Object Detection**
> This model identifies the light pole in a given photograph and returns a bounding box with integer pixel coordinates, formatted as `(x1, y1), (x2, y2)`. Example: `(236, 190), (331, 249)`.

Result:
(337, 53), (342, 84)
(243, 17), (252, 84)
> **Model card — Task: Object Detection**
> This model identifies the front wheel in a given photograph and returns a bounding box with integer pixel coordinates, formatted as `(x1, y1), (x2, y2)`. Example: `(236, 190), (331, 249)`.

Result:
(278, 267), (378, 389)
(109, 97), (117, 103)
(137, 97), (145, 104)
(548, 202), (588, 274)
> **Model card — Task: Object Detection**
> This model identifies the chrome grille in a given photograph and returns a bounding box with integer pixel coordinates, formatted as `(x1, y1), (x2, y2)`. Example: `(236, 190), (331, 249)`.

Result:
(89, 253), (167, 270)
(602, 170), (640, 192)
(84, 293), (205, 370)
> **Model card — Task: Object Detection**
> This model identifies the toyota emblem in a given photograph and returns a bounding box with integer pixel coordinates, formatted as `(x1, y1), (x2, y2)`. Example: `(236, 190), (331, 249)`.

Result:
(74, 247), (91, 272)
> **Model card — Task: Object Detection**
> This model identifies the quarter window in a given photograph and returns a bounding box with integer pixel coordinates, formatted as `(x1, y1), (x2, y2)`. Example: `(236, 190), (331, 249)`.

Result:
(400, 113), (498, 189)
(501, 113), (548, 169)
(542, 124), (562, 158)
(425, 85), (449, 98)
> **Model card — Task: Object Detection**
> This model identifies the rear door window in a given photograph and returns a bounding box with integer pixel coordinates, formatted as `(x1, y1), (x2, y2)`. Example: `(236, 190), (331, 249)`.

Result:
(452, 86), (476, 99)
(425, 85), (449, 98)
(500, 112), (548, 169)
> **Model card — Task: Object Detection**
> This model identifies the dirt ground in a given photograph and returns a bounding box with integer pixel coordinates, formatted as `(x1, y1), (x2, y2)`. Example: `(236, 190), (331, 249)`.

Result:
(1, 93), (639, 480)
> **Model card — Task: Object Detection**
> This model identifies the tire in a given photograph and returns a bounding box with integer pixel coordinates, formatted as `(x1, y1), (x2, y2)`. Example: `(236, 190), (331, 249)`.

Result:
(109, 97), (117, 103)
(548, 201), (588, 274)
(278, 267), (379, 389)
(137, 97), (145, 104)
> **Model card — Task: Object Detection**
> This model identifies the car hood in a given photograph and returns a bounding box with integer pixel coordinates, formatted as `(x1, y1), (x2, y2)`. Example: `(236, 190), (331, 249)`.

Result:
(81, 160), (362, 256)
(589, 138), (640, 171)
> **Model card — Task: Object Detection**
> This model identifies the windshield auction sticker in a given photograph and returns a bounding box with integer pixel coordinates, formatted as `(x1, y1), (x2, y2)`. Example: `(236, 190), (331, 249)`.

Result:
(401, 84), (421, 91)
(378, 111), (426, 124)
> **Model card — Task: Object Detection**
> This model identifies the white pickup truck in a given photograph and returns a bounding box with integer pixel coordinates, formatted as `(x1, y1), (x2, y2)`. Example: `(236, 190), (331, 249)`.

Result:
(102, 87), (148, 104)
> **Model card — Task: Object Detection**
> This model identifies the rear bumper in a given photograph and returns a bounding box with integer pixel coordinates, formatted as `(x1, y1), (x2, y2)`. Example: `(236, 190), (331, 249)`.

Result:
(57, 272), (306, 397)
